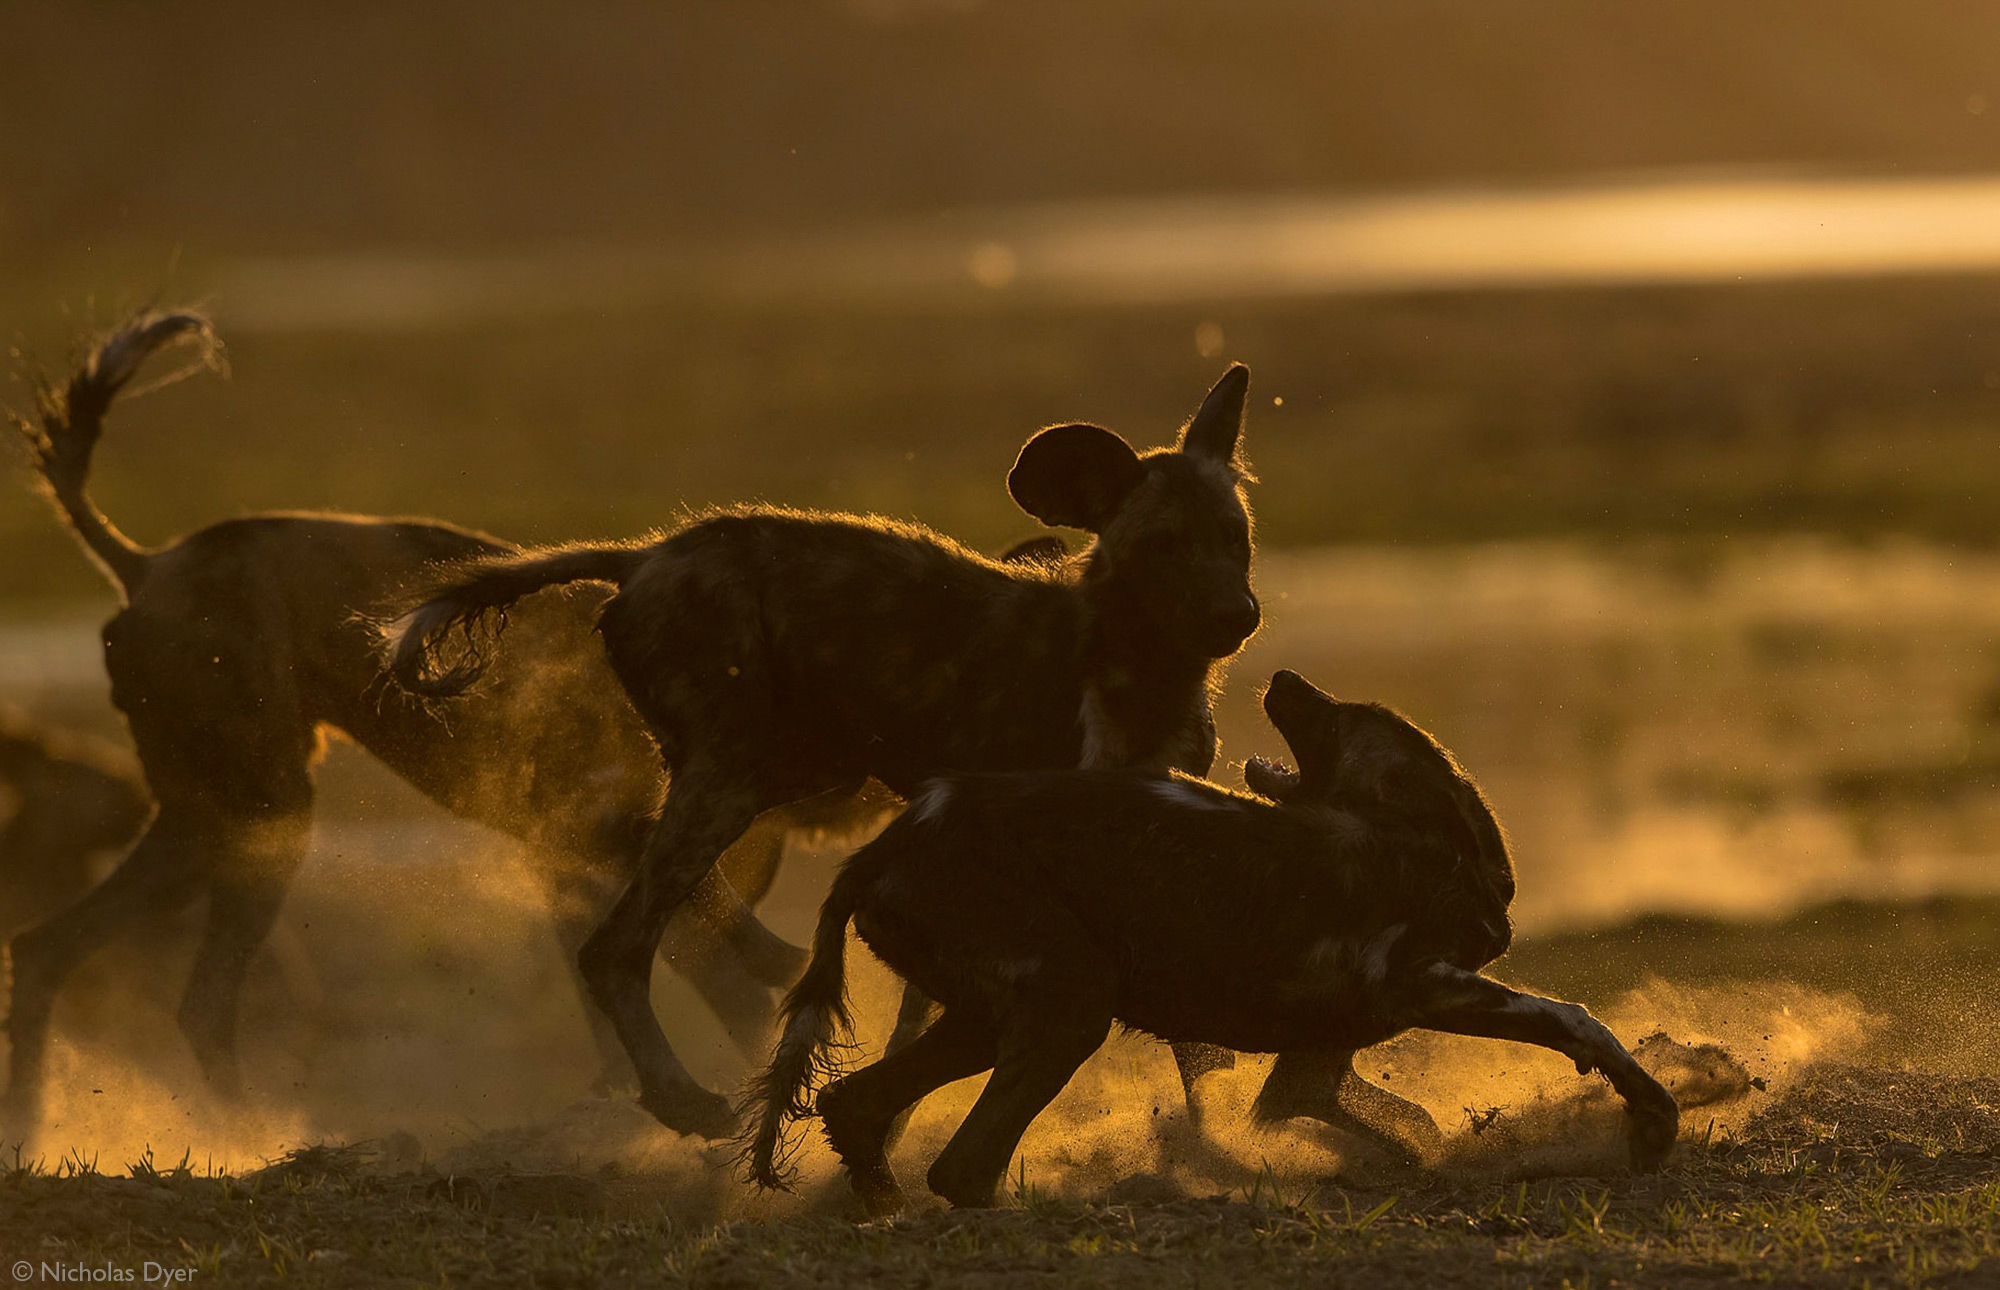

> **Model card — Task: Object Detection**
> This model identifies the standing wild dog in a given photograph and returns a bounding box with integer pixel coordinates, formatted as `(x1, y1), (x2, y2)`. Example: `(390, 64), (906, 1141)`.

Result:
(387, 366), (1280, 1139)
(2, 310), (873, 1134)
(744, 671), (1682, 1213)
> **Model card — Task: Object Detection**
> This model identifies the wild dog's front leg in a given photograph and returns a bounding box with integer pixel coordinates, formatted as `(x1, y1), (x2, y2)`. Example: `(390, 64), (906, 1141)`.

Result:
(1253, 1048), (1443, 1163)
(1405, 964), (1680, 1170)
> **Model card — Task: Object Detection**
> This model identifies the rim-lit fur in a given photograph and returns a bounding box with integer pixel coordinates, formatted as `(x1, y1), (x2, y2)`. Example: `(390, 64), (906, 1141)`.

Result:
(0, 310), (833, 1132)
(379, 365), (1263, 1139)
(744, 671), (1679, 1208)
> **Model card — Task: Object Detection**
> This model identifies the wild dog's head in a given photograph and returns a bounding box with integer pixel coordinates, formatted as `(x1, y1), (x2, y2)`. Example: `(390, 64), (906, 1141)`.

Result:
(1246, 670), (1516, 915)
(1006, 365), (1260, 659)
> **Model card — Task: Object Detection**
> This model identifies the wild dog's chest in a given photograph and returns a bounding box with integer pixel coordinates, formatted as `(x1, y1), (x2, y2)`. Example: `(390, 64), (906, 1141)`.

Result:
(1079, 684), (1216, 776)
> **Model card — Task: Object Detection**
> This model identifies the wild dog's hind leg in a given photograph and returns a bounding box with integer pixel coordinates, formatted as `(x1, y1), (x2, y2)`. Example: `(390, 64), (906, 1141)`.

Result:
(704, 808), (813, 988)
(578, 763), (783, 1139)
(1405, 963), (1680, 1170)
(174, 798), (313, 1101)
(818, 1006), (998, 1218)
(1253, 1048), (1443, 1164)
(925, 940), (1117, 1209)
(3, 811), (207, 1134)
(525, 862), (645, 1093)
(870, 981), (941, 1154)
(657, 883), (784, 1060)
(885, 982), (937, 1058)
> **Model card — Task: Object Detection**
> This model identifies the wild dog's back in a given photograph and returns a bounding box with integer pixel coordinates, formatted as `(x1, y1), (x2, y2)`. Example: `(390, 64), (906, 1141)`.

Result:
(844, 677), (1515, 1054)
(601, 511), (1088, 790)
(853, 769), (1420, 1054)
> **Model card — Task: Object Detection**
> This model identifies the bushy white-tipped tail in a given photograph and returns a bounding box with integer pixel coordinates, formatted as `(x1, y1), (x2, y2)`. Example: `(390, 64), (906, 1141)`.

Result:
(739, 996), (849, 1191)
(736, 852), (887, 1190)
(11, 309), (225, 599)
(377, 543), (648, 697)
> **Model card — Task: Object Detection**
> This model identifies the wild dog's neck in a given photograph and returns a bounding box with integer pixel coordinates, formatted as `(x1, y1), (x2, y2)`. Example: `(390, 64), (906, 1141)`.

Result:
(1078, 616), (1220, 774)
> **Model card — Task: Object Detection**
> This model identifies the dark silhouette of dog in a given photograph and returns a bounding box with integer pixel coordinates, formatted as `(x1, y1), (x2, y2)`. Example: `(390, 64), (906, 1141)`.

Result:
(0, 709), (150, 938)
(743, 670), (1681, 1213)
(1, 309), (871, 1134)
(386, 365), (1266, 1139)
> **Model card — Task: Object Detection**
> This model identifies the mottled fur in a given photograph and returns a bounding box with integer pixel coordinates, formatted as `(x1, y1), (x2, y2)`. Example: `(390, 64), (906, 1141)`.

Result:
(747, 671), (1680, 1212)
(385, 366), (1263, 1137)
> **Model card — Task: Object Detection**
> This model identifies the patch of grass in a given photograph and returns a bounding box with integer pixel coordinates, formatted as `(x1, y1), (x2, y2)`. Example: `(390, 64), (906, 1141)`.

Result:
(7, 1069), (2000, 1287)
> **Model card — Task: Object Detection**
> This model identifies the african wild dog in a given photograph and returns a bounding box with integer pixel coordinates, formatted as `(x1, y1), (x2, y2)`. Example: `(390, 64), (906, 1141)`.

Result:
(0, 709), (151, 938)
(744, 670), (1682, 1213)
(386, 366), (1274, 1139)
(2, 309), (889, 1134)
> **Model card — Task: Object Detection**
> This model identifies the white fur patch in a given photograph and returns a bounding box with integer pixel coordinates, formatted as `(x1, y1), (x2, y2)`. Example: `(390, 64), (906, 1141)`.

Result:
(987, 957), (1042, 986)
(1493, 989), (1614, 1069)
(909, 781), (953, 824)
(1302, 936), (1348, 974)
(1077, 687), (1126, 770)
(1361, 923), (1407, 985)
(1145, 779), (1240, 813)
(1287, 936), (1358, 998)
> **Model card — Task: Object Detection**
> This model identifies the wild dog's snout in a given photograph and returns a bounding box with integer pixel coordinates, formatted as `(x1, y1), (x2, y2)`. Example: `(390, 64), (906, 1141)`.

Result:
(1261, 670), (1342, 782)
(1261, 669), (1325, 720)
(1208, 589), (1261, 651)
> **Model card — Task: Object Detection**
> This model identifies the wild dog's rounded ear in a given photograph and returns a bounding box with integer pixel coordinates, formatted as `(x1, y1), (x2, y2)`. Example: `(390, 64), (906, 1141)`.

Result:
(1008, 423), (1145, 531)
(1180, 363), (1250, 464)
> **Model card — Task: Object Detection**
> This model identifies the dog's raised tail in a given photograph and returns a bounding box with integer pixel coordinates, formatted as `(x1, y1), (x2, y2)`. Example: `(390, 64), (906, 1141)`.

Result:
(736, 849), (886, 1191)
(11, 310), (225, 600)
(381, 543), (647, 697)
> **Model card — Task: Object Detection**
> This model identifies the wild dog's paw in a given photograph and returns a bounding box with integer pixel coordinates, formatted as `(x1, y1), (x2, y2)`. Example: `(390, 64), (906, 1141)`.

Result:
(1624, 1085), (1681, 1173)
(639, 1081), (738, 1141)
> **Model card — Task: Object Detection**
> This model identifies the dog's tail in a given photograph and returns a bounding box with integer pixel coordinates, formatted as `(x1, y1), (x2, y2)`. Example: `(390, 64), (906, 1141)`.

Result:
(10, 311), (225, 601)
(737, 843), (890, 1191)
(380, 543), (649, 697)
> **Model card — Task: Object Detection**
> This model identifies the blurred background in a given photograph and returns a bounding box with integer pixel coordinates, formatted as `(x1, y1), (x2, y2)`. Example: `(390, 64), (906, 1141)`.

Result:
(8, 1), (2000, 1158)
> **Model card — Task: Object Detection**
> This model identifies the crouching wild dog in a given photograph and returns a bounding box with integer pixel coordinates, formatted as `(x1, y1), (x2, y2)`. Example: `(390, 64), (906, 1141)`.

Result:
(3, 310), (862, 1134)
(744, 670), (1682, 1213)
(386, 365), (1269, 1138)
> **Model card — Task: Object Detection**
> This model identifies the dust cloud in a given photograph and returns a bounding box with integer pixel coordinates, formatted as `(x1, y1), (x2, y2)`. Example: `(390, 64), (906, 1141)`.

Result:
(10, 892), (1880, 1228)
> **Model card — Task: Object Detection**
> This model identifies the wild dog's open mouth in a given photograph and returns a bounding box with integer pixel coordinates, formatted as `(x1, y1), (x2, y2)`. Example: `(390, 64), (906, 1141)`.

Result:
(1243, 754), (1299, 801)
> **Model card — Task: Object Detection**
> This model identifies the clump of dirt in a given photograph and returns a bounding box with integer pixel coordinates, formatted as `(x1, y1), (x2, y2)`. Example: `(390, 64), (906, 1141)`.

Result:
(1631, 1031), (1760, 1106)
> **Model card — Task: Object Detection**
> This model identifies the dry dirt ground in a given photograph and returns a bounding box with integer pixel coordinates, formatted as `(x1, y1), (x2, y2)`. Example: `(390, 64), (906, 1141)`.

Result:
(4, 1062), (2000, 1288)
(6, 893), (2000, 1288)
